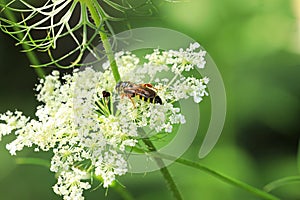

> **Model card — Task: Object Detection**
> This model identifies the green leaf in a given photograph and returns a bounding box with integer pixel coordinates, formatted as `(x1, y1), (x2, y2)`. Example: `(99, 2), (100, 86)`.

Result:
(264, 176), (300, 192)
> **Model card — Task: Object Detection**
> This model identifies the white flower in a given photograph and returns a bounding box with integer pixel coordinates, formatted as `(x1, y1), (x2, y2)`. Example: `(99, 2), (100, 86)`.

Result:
(0, 111), (29, 141)
(53, 167), (91, 200)
(0, 42), (209, 199)
(165, 42), (207, 74)
(95, 150), (128, 188)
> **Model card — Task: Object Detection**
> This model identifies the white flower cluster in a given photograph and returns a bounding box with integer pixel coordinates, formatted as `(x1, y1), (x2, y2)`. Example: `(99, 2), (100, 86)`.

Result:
(0, 43), (209, 199)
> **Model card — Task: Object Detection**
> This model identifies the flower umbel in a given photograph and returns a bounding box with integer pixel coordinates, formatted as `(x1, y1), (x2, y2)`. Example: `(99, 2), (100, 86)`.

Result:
(0, 43), (208, 199)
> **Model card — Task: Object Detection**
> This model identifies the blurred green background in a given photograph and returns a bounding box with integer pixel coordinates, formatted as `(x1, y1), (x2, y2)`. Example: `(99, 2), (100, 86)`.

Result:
(1, 0), (300, 199)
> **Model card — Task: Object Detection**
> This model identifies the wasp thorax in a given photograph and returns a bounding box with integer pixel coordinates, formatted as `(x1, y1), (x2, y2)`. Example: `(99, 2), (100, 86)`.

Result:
(116, 81), (129, 93)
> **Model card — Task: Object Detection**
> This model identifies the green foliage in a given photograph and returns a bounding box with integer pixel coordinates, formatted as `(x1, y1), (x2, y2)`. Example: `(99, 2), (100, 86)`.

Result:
(0, 0), (299, 199)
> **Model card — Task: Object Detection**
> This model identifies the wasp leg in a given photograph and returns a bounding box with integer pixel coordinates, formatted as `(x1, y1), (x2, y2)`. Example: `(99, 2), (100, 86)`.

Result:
(129, 97), (136, 108)
(121, 93), (136, 108)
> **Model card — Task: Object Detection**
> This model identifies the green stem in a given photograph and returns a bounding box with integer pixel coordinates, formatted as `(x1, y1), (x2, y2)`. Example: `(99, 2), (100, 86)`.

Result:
(15, 157), (50, 168)
(112, 181), (135, 200)
(264, 176), (300, 192)
(94, 175), (134, 200)
(142, 138), (183, 200)
(154, 153), (280, 200)
(82, 0), (121, 82)
(1, 1), (45, 78)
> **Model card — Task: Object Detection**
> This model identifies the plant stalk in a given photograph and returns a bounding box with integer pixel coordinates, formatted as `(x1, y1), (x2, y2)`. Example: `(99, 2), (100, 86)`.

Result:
(112, 181), (135, 200)
(142, 138), (183, 200)
(1, 1), (45, 78)
(154, 153), (280, 200)
(83, 0), (121, 82)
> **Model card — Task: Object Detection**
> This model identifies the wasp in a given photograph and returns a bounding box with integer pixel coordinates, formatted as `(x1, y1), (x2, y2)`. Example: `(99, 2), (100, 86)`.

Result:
(115, 81), (162, 106)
